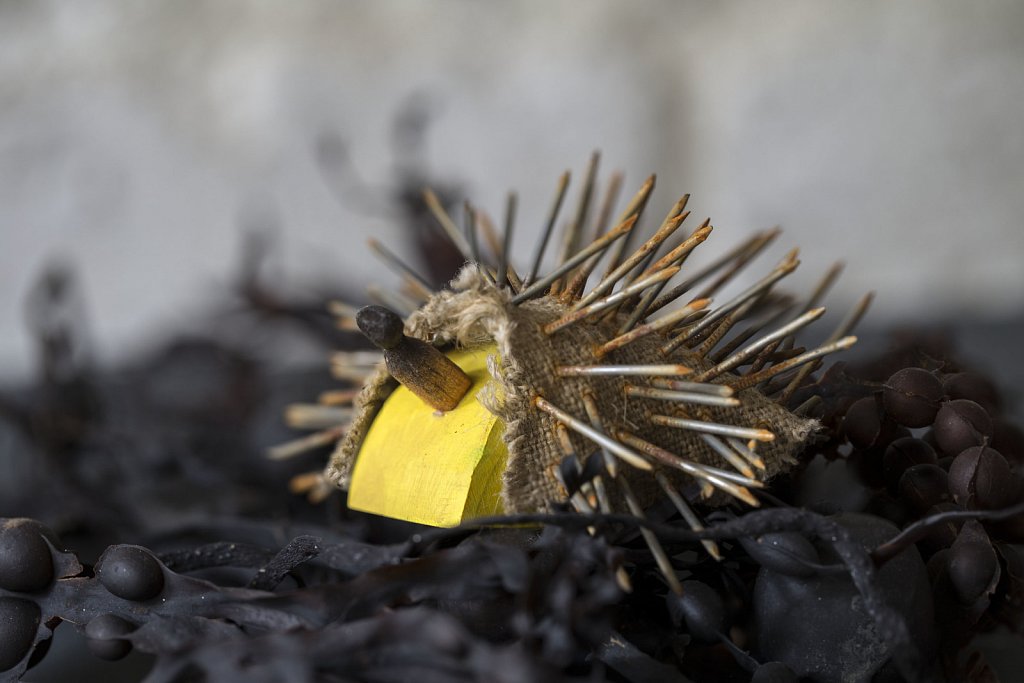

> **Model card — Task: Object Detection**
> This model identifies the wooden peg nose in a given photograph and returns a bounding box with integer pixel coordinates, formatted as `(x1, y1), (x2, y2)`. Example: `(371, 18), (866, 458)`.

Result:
(356, 305), (473, 412)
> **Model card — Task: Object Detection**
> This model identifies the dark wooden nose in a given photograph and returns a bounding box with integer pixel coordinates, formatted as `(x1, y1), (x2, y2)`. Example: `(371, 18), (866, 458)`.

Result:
(357, 305), (473, 412)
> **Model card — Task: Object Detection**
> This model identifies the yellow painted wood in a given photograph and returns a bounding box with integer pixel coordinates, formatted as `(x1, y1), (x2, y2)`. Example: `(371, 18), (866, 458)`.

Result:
(347, 345), (507, 527)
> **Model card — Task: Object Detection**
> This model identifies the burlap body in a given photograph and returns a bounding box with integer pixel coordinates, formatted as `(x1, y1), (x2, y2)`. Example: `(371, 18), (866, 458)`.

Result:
(325, 267), (817, 513)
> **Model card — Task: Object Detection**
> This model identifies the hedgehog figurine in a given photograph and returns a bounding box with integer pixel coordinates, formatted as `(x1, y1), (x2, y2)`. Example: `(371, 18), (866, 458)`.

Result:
(275, 156), (870, 590)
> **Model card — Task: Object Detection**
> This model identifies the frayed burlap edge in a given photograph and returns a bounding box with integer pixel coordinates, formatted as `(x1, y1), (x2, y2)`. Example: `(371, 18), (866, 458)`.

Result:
(324, 365), (396, 490)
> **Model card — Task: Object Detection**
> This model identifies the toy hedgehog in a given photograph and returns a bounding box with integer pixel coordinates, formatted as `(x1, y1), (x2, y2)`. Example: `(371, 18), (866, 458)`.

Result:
(274, 156), (870, 589)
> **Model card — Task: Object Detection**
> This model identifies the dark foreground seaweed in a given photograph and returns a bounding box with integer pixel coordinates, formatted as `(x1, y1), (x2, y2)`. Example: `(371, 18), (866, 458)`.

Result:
(1, 264), (1022, 683)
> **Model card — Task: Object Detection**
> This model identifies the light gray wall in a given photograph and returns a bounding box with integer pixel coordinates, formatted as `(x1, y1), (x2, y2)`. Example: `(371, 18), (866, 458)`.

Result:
(2, 1), (1023, 378)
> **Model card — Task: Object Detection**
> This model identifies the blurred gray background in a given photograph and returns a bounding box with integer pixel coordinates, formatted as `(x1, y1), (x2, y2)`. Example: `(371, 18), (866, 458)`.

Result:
(2, 0), (1023, 381)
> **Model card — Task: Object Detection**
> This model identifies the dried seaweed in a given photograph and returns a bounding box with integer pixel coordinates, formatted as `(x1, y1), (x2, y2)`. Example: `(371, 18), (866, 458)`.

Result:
(2, 259), (1022, 683)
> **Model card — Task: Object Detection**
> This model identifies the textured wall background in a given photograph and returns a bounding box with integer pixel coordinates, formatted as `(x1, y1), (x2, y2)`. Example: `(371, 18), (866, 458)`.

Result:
(2, 0), (1023, 379)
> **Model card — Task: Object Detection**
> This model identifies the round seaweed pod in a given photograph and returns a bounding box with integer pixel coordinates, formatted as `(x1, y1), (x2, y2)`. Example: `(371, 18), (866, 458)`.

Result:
(96, 545), (165, 602)
(85, 614), (136, 661)
(898, 464), (950, 512)
(0, 597), (40, 672)
(942, 372), (1000, 415)
(948, 535), (998, 605)
(948, 446), (1013, 510)
(751, 513), (935, 682)
(0, 519), (55, 593)
(843, 396), (885, 450)
(882, 438), (937, 493)
(933, 400), (993, 456)
(882, 368), (943, 428)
